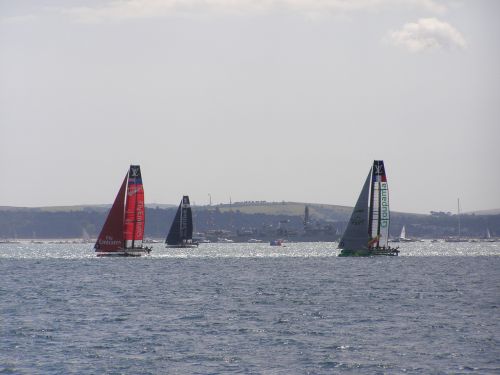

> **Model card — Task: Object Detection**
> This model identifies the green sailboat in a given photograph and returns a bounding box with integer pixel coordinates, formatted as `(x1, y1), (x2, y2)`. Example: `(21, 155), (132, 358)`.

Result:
(338, 160), (399, 256)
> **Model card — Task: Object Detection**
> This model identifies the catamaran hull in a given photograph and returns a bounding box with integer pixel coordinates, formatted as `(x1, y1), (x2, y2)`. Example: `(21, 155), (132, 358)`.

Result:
(96, 248), (151, 257)
(339, 248), (399, 257)
(165, 244), (199, 248)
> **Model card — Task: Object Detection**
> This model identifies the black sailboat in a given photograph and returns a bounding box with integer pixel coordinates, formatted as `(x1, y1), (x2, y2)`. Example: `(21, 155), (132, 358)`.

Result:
(165, 196), (198, 248)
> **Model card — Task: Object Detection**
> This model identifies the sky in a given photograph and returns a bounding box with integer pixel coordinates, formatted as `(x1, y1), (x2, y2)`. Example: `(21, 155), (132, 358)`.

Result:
(1, 0), (499, 214)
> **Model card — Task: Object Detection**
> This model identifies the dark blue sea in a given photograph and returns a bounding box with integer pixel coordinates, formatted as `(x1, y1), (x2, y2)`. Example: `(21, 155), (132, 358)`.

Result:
(1, 242), (499, 374)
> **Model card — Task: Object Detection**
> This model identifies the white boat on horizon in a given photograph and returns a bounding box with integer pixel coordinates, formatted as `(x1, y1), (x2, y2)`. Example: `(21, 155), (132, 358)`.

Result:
(444, 198), (468, 243)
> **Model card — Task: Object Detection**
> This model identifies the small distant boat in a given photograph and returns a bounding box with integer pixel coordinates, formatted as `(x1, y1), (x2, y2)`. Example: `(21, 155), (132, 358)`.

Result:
(81, 228), (93, 243)
(248, 238), (263, 243)
(217, 238), (234, 243)
(338, 160), (399, 256)
(481, 228), (496, 242)
(193, 233), (211, 243)
(397, 225), (418, 242)
(444, 198), (468, 242)
(144, 238), (161, 243)
(270, 239), (284, 246)
(165, 196), (198, 248)
(0, 239), (20, 244)
(94, 165), (151, 257)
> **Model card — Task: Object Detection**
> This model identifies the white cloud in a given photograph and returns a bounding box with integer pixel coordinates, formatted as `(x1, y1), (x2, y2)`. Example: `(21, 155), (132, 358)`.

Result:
(388, 18), (466, 52)
(59, 0), (447, 23)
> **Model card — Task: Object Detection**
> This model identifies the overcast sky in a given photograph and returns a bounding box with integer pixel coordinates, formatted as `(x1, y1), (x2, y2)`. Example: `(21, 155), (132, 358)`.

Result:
(1, 0), (499, 214)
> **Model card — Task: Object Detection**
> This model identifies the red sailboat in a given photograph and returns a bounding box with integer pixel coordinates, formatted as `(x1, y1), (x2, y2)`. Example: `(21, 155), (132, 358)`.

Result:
(94, 165), (151, 256)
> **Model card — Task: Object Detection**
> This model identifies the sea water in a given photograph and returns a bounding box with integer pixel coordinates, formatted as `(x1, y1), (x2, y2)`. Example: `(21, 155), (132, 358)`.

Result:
(0, 242), (498, 374)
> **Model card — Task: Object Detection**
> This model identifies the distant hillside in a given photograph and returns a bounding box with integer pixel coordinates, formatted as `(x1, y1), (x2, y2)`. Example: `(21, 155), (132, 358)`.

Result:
(194, 201), (425, 221)
(0, 201), (490, 221)
(198, 202), (353, 220)
(1, 202), (498, 240)
(0, 201), (395, 218)
(467, 209), (500, 216)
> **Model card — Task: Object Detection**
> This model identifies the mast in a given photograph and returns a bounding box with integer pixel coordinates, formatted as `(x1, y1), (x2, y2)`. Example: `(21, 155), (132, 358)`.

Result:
(124, 165), (144, 249)
(368, 160), (389, 248)
(304, 205), (310, 230)
(378, 161), (390, 248)
(179, 198), (184, 239)
(377, 169), (382, 246)
(457, 198), (461, 239)
(180, 196), (192, 241)
(369, 162), (380, 247)
(185, 196), (193, 240)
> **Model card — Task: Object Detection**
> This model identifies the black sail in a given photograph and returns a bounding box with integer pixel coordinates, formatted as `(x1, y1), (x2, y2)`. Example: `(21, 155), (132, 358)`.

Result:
(166, 196), (193, 245)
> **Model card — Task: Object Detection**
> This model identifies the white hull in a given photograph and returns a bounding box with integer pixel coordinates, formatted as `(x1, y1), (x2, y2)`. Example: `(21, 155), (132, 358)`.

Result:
(400, 238), (417, 242)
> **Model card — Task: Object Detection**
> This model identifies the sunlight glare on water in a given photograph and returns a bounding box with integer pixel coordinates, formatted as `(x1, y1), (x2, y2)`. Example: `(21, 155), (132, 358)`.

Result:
(0, 240), (498, 259)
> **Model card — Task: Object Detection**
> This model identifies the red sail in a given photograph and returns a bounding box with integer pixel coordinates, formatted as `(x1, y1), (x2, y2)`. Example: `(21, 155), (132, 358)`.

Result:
(94, 174), (127, 252)
(124, 165), (145, 249)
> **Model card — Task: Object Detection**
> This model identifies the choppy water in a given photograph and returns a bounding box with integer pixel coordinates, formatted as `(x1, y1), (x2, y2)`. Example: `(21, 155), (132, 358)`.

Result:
(1, 242), (499, 374)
